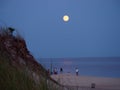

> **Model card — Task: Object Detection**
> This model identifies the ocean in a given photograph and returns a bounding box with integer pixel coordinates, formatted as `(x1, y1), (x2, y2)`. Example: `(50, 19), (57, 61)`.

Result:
(39, 57), (120, 78)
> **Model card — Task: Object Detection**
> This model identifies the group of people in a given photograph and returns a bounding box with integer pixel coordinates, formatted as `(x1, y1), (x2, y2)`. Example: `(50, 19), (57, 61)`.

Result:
(47, 67), (63, 75)
(47, 67), (79, 76)
(53, 67), (63, 74)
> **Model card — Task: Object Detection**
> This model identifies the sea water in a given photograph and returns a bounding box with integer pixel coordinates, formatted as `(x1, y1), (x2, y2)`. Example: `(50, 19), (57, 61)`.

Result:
(39, 57), (120, 78)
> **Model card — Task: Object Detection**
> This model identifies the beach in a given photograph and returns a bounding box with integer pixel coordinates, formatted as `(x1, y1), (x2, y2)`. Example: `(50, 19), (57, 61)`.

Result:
(51, 73), (120, 90)
(41, 57), (120, 78)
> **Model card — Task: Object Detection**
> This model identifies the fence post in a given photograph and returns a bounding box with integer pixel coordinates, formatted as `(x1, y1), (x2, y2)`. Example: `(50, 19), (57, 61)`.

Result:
(91, 83), (96, 88)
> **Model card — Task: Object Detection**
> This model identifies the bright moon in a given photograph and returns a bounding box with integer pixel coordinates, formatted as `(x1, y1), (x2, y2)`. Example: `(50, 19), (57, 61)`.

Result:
(63, 15), (69, 22)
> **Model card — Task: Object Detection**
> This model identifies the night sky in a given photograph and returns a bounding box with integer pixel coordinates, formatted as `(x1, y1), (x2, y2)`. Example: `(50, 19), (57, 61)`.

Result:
(0, 0), (120, 58)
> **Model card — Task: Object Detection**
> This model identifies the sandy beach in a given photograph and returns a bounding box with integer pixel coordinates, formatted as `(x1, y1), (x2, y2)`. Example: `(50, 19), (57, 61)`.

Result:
(51, 73), (120, 90)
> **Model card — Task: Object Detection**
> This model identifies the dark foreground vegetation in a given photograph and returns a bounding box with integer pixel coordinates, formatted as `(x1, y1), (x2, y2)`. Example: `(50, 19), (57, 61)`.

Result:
(0, 27), (61, 90)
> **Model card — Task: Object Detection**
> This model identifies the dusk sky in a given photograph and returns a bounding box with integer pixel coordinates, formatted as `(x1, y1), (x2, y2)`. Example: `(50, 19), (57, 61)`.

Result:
(0, 0), (120, 58)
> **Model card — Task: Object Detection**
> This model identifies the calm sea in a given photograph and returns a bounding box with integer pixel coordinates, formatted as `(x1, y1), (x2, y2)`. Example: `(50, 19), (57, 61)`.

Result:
(39, 57), (120, 78)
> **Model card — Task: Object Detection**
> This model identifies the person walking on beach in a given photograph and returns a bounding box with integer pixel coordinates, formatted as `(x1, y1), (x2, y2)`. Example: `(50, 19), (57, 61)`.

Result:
(60, 67), (63, 73)
(75, 67), (79, 76)
(54, 68), (58, 75)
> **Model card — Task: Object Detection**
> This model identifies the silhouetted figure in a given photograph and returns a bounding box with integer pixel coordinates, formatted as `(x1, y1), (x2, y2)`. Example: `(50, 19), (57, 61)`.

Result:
(60, 67), (63, 73)
(54, 68), (57, 75)
(8, 27), (15, 36)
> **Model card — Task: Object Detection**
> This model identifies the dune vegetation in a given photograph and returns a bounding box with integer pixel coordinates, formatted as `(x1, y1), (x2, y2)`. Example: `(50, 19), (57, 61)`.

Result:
(0, 27), (61, 90)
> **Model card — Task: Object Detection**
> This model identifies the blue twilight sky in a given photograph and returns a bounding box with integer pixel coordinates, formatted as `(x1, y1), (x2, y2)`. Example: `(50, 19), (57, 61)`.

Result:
(0, 0), (120, 58)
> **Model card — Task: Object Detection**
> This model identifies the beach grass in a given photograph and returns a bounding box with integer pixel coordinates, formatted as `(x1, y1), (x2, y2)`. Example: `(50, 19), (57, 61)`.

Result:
(0, 28), (61, 90)
(0, 55), (38, 90)
(0, 46), (63, 90)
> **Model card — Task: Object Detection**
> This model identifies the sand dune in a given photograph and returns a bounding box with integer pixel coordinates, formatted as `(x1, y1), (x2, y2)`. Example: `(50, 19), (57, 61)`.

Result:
(51, 73), (120, 90)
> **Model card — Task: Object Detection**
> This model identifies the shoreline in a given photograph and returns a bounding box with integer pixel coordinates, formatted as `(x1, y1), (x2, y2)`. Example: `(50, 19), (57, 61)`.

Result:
(55, 72), (120, 78)
(51, 73), (120, 89)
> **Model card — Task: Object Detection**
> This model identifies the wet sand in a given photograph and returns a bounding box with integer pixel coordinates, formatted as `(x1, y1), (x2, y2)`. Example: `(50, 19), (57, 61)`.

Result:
(51, 73), (120, 90)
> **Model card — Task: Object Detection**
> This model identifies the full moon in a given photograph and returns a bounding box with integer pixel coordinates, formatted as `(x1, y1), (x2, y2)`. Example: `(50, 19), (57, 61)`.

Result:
(63, 15), (69, 22)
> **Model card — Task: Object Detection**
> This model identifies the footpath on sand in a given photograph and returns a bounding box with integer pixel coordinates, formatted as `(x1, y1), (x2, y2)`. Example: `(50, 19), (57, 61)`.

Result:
(51, 73), (120, 90)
